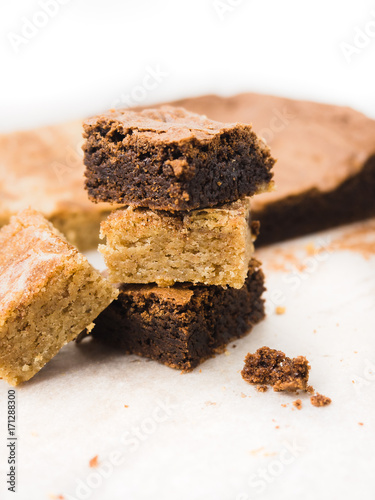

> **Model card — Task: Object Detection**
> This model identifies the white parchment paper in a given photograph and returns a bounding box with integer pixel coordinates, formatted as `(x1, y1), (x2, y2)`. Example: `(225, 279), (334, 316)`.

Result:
(1, 221), (374, 500)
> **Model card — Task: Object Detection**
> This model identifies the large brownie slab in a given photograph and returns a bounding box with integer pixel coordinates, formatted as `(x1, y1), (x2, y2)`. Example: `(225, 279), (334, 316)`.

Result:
(166, 94), (375, 244)
(90, 259), (265, 371)
(83, 106), (274, 211)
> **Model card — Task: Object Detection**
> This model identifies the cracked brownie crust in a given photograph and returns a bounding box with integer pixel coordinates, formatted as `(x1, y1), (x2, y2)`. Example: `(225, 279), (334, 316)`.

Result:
(83, 106), (274, 211)
(90, 259), (265, 370)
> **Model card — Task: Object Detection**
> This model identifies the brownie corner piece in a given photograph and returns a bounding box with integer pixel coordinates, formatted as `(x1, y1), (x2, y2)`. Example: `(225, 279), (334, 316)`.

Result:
(89, 259), (265, 370)
(83, 105), (275, 210)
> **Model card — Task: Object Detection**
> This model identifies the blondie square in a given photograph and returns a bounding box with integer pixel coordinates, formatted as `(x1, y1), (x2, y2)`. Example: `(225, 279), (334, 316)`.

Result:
(0, 209), (118, 385)
(83, 106), (275, 211)
(99, 198), (256, 288)
(89, 259), (265, 371)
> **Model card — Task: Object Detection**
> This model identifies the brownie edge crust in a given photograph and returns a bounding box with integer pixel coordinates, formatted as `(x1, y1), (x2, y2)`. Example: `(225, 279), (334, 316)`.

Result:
(83, 106), (274, 211)
(90, 259), (265, 370)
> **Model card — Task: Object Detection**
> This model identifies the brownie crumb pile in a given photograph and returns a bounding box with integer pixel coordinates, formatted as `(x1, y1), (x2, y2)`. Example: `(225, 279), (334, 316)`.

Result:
(310, 393), (331, 407)
(241, 346), (332, 408)
(241, 346), (310, 392)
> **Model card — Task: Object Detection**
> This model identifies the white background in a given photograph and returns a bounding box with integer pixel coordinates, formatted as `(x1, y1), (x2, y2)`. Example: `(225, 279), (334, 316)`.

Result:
(1, 0), (375, 132)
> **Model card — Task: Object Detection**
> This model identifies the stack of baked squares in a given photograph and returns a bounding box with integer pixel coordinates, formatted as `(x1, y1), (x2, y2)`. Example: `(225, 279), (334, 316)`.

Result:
(83, 105), (275, 370)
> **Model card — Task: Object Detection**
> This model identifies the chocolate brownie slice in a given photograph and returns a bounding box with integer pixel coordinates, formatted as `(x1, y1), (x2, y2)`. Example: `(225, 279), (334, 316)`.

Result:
(83, 106), (275, 211)
(89, 259), (265, 370)
(166, 94), (375, 244)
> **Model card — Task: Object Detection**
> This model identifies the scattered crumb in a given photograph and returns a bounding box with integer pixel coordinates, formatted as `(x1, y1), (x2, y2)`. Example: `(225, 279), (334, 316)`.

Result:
(205, 401), (216, 406)
(281, 403), (288, 408)
(275, 306), (286, 315)
(310, 393), (331, 407)
(249, 447), (264, 455)
(232, 344), (237, 348)
(307, 385), (314, 394)
(224, 350), (230, 356)
(305, 243), (317, 256)
(124, 405), (129, 408)
(257, 385), (268, 392)
(313, 329), (317, 334)
(241, 347), (310, 392)
(293, 399), (302, 410)
(89, 455), (99, 468)
(199, 369), (202, 373)
(275, 426), (280, 429)
(49, 496), (65, 500)
(354, 351), (358, 354)
(358, 422), (364, 426)
(240, 392), (247, 398)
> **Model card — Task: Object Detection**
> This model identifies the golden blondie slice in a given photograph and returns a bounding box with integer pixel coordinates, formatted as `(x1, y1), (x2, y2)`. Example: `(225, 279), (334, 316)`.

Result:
(99, 198), (256, 288)
(0, 209), (118, 386)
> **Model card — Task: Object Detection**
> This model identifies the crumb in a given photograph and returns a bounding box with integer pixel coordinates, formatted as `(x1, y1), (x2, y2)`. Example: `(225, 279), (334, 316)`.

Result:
(354, 351), (358, 354)
(281, 403), (288, 408)
(124, 405), (129, 408)
(313, 329), (317, 333)
(89, 455), (99, 468)
(199, 369), (202, 373)
(257, 385), (268, 392)
(293, 399), (302, 410)
(224, 349), (230, 356)
(307, 385), (314, 394)
(240, 392), (247, 398)
(275, 426), (280, 429)
(205, 401), (216, 406)
(249, 447), (264, 455)
(241, 346), (310, 392)
(275, 306), (286, 315)
(310, 393), (331, 407)
(305, 243), (317, 256)
(232, 344), (237, 348)
(358, 422), (364, 426)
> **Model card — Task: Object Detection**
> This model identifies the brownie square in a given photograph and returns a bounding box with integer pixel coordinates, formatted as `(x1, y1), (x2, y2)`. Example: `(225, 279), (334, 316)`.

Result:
(0, 209), (117, 385)
(90, 259), (265, 370)
(83, 106), (275, 211)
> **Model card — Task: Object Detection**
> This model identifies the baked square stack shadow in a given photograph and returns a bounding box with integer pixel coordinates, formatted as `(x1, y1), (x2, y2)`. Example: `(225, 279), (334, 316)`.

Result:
(82, 106), (275, 370)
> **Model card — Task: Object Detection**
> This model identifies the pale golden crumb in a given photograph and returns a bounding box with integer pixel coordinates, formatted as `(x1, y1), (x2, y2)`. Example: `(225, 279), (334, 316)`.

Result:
(240, 392), (247, 398)
(275, 306), (286, 315)
(249, 447), (264, 455)
(305, 243), (317, 255)
(86, 322), (96, 334)
(89, 455), (99, 468)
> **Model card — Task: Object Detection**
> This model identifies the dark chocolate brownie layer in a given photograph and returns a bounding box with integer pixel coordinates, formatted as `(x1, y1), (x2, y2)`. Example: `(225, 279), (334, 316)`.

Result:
(165, 94), (375, 244)
(83, 106), (274, 211)
(90, 259), (265, 370)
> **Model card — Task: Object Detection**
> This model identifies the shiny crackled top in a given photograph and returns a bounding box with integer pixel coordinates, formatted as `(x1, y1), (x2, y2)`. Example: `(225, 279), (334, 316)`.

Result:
(0, 209), (83, 325)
